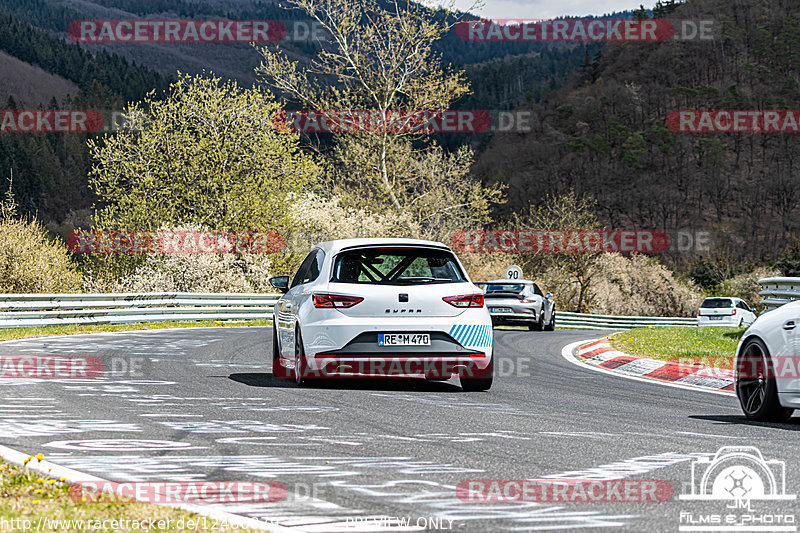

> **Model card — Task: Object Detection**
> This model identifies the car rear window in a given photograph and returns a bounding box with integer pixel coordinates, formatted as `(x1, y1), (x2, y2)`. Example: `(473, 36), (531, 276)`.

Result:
(701, 298), (733, 308)
(331, 247), (466, 285)
(486, 284), (524, 293)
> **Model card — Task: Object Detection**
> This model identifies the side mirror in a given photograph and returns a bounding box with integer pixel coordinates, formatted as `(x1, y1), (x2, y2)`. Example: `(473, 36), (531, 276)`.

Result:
(269, 276), (290, 293)
(545, 292), (553, 299)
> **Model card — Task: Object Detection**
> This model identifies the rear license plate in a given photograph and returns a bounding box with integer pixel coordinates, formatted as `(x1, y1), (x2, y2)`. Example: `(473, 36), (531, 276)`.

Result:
(709, 316), (723, 320)
(490, 307), (512, 313)
(378, 333), (431, 346)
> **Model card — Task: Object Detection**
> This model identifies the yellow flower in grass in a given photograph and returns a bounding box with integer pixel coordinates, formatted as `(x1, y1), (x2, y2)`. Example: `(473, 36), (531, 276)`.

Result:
(35, 454), (44, 461)
(34, 489), (43, 494)
(47, 479), (56, 485)
(24, 456), (32, 465)
(32, 500), (40, 505)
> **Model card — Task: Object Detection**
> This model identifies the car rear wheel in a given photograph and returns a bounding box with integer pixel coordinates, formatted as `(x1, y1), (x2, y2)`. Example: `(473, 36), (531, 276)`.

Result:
(544, 308), (556, 331)
(736, 338), (793, 421)
(294, 328), (307, 386)
(460, 357), (493, 391)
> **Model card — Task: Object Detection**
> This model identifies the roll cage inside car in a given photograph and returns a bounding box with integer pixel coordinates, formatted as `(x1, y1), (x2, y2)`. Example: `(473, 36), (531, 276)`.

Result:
(329, 246), (467, 285)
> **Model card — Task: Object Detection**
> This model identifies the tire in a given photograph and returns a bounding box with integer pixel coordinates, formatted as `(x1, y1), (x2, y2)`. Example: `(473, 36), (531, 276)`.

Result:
(736, 338), (794, 421)
(460, 357), (493, 391)
(294, 328), (307, 386)
(544, 308), (556, 331)
(529, 312), (543, 331)
(272, 323), (287, 378)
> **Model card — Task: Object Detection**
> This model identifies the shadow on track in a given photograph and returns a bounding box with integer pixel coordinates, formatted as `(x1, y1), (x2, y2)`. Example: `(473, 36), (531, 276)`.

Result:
(228, 372), (463, 392)
(689, 414), (800, 430)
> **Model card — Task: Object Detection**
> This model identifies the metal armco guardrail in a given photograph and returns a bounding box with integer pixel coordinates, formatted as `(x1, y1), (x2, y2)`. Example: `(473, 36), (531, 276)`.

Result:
(758, 277), (800, 312)
(0, 293), (281, 328)
(0, 292), (694, 330)
(555, 311), (695, 330)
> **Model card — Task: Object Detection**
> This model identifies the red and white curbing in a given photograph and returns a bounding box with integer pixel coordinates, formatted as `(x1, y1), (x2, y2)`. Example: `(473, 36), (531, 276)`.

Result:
(575, 337), (735, 393)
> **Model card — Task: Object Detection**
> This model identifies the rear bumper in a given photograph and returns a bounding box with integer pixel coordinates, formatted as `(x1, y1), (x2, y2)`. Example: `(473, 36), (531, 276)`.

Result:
(295, 328), (491, 379)
(299, 314), (493, 358)
(697, 316), (738, 327)
(303, 354), (491, 379)
(491, 313), (537, 325)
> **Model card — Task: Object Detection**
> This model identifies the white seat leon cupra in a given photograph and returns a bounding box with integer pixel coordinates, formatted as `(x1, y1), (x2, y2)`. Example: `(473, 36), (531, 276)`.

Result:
(269, 238), (494, 391)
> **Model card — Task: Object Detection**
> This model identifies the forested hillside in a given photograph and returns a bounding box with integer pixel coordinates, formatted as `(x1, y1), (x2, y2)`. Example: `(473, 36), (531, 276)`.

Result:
(474, 0), (800, 262)
(0, 12), (171, 222)
(0, 0), (596, 226)
(3, 0), (578, 83)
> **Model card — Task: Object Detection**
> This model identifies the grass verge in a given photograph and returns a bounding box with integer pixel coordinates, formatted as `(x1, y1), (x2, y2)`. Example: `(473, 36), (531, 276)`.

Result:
(0, 458), (265, 532)
(608, 326), (745, 370)
(0, 319), (272, 342)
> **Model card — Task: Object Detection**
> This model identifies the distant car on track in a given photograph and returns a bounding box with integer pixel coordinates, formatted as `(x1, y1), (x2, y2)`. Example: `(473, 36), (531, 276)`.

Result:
(697, 297), (756, 327)
(268, 238), (493, 391)
(477, 279), (555, 331)
(734, 300), (799, 421)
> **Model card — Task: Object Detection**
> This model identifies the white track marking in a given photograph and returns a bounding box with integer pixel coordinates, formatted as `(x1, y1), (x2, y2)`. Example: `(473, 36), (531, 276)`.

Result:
(0, 443), (292, 532)
(675, 431), (744, 439)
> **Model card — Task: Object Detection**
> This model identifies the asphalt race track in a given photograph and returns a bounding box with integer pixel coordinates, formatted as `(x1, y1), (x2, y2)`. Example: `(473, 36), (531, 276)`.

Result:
(0, 327), (797, 532)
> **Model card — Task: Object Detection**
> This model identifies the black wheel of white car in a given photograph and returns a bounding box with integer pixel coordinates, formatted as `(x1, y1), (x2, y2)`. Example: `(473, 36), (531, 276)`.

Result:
(544, 308), (556, 331)
(529, 312), (544, 331)
(460, 357), (493, 392)
(736, 338), (793, 421)
(294, 328), (307, 386)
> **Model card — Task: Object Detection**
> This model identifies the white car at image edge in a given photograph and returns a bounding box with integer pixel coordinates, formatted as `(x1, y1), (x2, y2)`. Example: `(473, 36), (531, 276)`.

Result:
(268, 238), (494, 391)
(734, 300), (800, 421)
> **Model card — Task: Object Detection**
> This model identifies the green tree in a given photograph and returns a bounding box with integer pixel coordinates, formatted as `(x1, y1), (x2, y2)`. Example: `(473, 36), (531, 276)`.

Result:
(0, 175), (81, 293)
(777, 239), (800, 277)
(88, 73), (318, 233)
(254, 0), (501, 228)
(512, 191), (603, 313)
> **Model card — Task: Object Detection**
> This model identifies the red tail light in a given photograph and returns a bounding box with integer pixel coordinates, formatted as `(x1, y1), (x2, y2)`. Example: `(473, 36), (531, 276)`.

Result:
(443, 293), (484, 308)
(519, 298), (537, 303)
(732, 308), (737, 315)
(312, 293), (364, 308)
